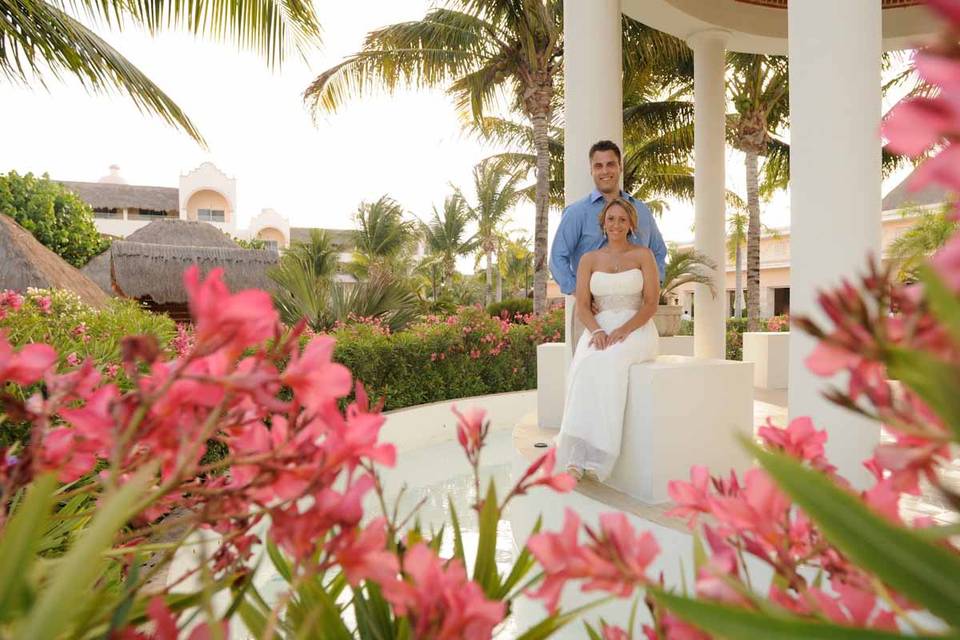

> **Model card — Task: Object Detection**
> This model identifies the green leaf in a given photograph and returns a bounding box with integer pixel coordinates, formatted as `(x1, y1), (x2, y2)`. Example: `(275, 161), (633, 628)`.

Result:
(692, 529), (707, 576)
(919, 265), (960, 344)
(514, 597), (614, 640)
(448, 497), (467, 566)
(0, 474), (58, 619)
(583, 621), (604, 640)
(266, 537), (293, 583)
(472, 479), (501, 597)
(885, 347), (960, 440)
(751, 442), (960, 627)
(655, 590), (932, 639)
(20, 466), (154, 640)
(353, 582), (395, 640)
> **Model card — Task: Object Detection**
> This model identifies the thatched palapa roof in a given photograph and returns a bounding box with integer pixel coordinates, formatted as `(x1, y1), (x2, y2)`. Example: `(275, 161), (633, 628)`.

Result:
(58, 180), (179, 211)
(124, 219), (239, 247)
(0, 215), (110, 308)
(82, 220), (242, 296)
(110, 241), (278, 304)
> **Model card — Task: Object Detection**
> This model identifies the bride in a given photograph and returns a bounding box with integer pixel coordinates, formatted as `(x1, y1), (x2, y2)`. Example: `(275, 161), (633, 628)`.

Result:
(556, 197), (660, 482)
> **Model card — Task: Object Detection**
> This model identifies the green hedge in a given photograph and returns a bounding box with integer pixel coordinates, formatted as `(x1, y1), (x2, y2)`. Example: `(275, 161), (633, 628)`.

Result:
(677, 315), (789, 361)
(331, 306), (563, 410)
(486, 297), (533, 322)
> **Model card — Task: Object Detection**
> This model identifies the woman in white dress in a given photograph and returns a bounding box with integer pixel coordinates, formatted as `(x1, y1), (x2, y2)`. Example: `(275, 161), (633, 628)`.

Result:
(556, 197), (660, 482)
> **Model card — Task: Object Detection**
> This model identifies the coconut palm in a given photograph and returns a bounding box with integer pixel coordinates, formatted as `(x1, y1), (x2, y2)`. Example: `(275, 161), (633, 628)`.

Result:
(456, 159), (524, 306)
(660, 246), (718, 306)
(888, 204), (958, 282)
(727, 53), (911, 330)
(304, 4), (692, 315)
(304, 1), (562, 314)
(727, 210), (748, 319)
(419, 195), (477, 285)
(350, 195), (415, 279)
(3, 0), (321, 144)
(502, 235), (534, 298)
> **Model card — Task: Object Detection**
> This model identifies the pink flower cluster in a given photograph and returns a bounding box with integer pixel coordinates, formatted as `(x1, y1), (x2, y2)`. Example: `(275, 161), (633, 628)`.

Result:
(0, 290), (24, 320)
(527, 509), (660, 612)
(663, 418), (919, 635)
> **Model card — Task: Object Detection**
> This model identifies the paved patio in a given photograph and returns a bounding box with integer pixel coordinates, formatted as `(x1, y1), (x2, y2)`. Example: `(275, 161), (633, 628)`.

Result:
(515, 387), (958, 530)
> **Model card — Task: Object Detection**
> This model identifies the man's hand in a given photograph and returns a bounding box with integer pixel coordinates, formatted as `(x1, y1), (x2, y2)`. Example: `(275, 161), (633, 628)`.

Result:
(589, 330), (609, 350)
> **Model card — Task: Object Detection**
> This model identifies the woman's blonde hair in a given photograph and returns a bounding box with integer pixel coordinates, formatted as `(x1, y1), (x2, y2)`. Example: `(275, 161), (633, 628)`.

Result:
(598, 197), (638, 234)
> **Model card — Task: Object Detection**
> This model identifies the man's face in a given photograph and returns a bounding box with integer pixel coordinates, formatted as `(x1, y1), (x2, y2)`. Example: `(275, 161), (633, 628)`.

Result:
(590, 150), (621, 195)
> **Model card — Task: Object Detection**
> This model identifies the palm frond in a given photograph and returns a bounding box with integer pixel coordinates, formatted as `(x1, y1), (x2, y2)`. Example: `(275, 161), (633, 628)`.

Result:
(1, 0), (204, 142)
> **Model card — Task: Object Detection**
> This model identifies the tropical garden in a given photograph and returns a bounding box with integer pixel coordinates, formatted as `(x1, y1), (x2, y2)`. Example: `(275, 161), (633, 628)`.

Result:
(2, 0), (960, 638)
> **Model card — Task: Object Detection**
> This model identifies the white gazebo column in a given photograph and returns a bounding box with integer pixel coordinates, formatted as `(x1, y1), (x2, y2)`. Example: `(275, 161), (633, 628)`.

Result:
(688, 30), (728, 360)
(562, 0), (623, 355)
(788, 0), (881, 487)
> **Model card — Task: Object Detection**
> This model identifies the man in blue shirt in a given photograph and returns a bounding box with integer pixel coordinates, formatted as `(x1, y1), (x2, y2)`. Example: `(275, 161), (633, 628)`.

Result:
(550, 140), (668, 350)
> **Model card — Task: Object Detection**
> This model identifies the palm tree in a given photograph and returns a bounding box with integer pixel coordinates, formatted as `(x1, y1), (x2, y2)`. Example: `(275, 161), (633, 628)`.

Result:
(502, 235), (534, 298)
(727, 211), (748, 319)
(472, 17), (696, 215)
(4, 0), (321, 144)
(350, 196), (415, 279)
(303, 1), (562, 314)
(727, 53), (911, 330)
(726, 54), (791, 331)
(419, 195), (477, 285)
(888, 204), (959, 282)
(456, 159), (524, 306)
(660, 246), (718, 306)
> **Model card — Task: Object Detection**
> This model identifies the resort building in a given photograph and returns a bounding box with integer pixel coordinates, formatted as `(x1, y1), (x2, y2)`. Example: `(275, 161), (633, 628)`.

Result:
(671, 171), (949, 318)
(57, 162), (355, 254)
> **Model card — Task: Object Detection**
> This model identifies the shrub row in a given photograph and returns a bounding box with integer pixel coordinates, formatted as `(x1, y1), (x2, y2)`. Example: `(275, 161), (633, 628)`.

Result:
(678, 315), (789, 361)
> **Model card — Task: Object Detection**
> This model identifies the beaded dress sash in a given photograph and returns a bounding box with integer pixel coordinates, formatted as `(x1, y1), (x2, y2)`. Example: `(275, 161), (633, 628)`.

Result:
(594, 293), (643, 312)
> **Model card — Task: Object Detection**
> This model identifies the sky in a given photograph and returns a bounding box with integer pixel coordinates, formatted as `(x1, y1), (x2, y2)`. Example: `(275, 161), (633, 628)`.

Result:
(0, 1), (912, 258)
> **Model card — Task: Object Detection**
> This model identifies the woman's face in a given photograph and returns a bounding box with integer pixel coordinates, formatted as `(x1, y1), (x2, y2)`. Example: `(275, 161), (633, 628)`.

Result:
(604, 204), (633, 240)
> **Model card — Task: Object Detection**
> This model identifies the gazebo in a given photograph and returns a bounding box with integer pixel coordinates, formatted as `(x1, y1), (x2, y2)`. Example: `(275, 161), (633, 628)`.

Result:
(562, 0), (938, 484)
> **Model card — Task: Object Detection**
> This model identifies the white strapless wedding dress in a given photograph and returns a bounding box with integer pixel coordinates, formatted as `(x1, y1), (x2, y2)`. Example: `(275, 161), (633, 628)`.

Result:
(556, 268), (659, 480)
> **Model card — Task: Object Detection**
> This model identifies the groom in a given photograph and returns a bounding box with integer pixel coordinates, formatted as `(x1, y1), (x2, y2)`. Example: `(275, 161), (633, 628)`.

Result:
(549, 140), (668, 352)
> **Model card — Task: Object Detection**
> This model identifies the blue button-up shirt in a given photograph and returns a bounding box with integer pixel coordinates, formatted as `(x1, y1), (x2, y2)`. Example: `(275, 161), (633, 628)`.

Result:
(549, 190), (668, 295)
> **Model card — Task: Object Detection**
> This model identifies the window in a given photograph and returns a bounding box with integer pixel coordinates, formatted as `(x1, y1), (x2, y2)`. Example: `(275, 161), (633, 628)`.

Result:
(262, 240), (279, 252)
(138, 209), (168, 217)
(198, 208), (225, 222)
(93, 207), (120, 219)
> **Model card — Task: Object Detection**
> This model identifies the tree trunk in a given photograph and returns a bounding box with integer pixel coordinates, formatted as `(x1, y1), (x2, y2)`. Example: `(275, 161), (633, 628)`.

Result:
(496, 255), (503, 302)
(745, 149), (762, 331)
(734, 242), (743, 319)
(485, 248), (493, 306)
(527, 77), (552, 316)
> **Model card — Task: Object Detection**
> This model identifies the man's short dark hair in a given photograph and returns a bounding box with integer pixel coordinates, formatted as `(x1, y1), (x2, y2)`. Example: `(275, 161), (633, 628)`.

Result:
(589, 140), (622, 163)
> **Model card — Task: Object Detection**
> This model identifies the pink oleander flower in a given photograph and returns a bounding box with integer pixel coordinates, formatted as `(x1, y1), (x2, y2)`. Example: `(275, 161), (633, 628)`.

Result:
(708, 469), (791, 554)
(602, 623), (629, 640)
(328, 517), (400, 587)
(452, 405), (487, 462)
(758, 417), (836, 474)
(281, 335), (352, 412)
(36, 295), (52, 314)
(527, 508), (660, 612)
(383, 543), (505, 640)
(695, 525), (749, 606)
(183, 266), (277, 356)
(0, 333), (57, 385)
(667, 465), (712, 526)
(509, 447), (576, 499)
(65, 352), (80, 367)
(926, 0), (960, 25)
(116, 597), (229, 640)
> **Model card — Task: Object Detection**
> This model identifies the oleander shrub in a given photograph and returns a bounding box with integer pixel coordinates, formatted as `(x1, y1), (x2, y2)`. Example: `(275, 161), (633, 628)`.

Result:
(486, 297), (533, 322)
(331, 305), (563, 410)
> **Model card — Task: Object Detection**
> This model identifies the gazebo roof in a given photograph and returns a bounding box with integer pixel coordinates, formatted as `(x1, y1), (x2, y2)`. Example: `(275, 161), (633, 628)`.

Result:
(622, 0), (937, 54)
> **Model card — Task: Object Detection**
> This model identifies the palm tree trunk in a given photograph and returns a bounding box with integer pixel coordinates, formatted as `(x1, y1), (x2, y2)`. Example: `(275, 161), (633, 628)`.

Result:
(485, 249), (494, 306)
(496, 256), (503, 302)
(734, 243), (743, 318)
(528, 80), (552, 316)
(745, 149), (762, 331)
